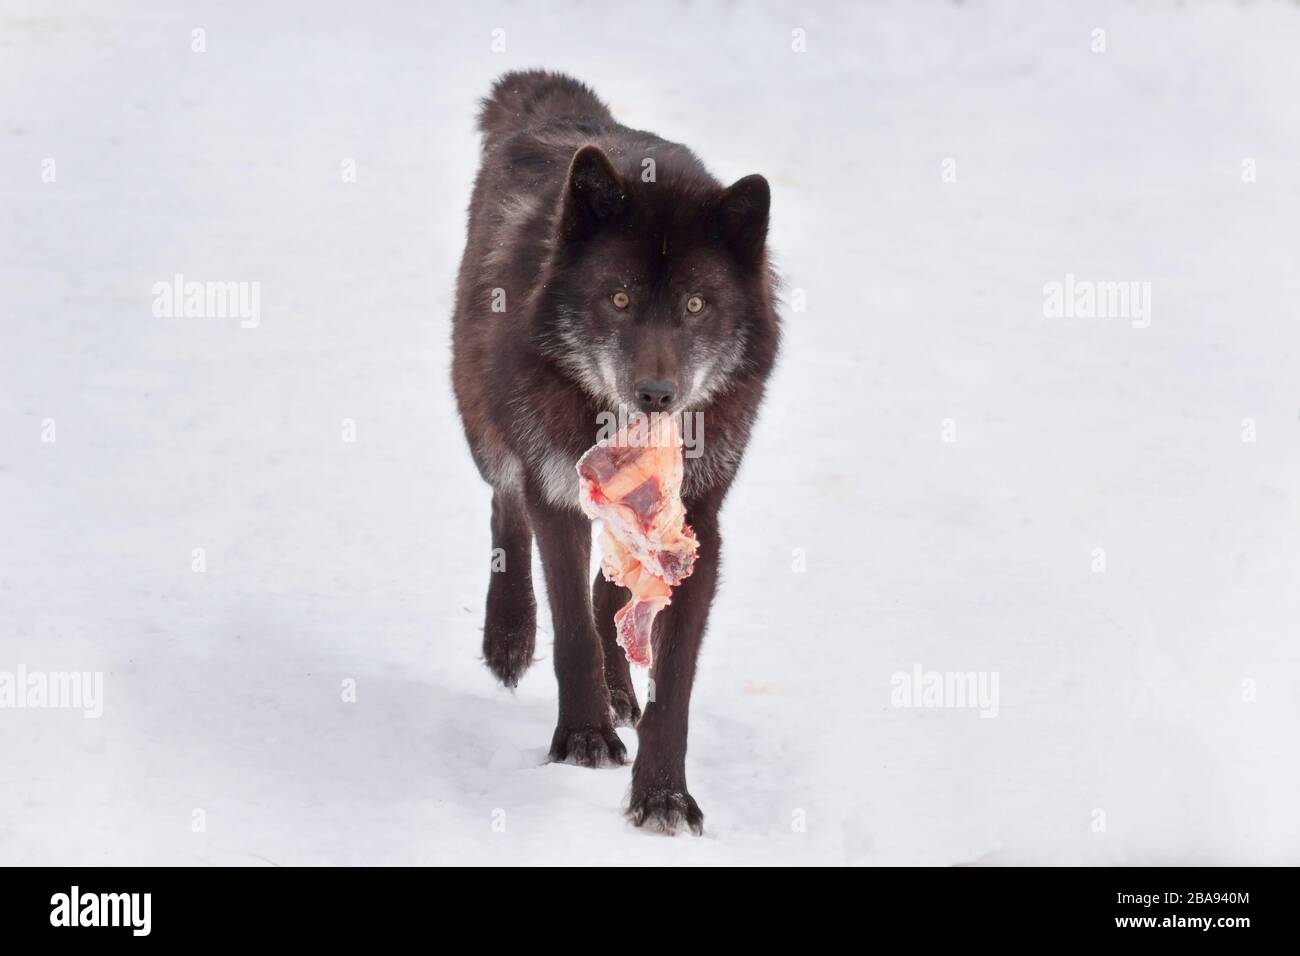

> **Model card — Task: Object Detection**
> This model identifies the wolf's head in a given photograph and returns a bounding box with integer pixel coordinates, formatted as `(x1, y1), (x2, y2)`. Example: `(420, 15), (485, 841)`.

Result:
(538, 145), (772, 415)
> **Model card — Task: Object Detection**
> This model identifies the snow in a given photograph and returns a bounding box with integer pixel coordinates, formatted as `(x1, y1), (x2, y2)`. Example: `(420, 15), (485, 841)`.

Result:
(2, 0), (1298, 865)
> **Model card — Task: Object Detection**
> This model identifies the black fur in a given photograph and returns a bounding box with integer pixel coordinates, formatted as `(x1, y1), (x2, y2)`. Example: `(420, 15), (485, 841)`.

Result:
(452, 70), (780, 834)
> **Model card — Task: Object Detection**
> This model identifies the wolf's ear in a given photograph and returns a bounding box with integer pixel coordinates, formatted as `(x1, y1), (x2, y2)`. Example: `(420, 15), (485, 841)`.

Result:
(709, 174), (770, 266)
(560, 145), (626, 241)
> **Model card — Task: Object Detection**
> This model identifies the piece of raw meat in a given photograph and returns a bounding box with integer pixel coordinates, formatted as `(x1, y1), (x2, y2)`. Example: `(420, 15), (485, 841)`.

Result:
(576, 414), (698, 666)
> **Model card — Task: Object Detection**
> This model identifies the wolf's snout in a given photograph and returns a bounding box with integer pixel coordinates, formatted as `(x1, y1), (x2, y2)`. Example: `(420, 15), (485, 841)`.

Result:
(634, 379), (677, 412)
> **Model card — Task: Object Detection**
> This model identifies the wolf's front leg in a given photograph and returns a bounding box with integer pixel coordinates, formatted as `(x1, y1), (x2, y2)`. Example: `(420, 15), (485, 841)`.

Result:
(526, 491), (626, 767)
(628, 500), (721, 835)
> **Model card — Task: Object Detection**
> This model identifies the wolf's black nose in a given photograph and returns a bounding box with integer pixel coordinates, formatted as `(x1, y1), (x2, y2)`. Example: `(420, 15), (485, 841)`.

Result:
(634, 380), (676, 412)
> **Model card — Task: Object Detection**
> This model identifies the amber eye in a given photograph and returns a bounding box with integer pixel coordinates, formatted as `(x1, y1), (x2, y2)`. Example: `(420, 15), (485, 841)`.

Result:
(611, 291), (630, 309)
(686, 295), (705, 314)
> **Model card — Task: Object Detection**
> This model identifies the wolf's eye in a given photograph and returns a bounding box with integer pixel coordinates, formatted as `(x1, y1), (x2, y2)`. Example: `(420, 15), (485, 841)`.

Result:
(611, 291), (630, 309)
(686, 295), (705, 314)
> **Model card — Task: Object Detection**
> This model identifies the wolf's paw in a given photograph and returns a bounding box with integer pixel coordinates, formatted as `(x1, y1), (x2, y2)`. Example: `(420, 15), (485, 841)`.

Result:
(483, 623), (535, 688)
(627, 787), (703, 836)
(607, 687), (641, 727)
(548, 724), (627, 767)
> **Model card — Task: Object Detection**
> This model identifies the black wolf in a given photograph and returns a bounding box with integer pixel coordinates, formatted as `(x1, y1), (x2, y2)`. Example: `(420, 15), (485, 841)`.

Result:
(451, 71), (779, 834)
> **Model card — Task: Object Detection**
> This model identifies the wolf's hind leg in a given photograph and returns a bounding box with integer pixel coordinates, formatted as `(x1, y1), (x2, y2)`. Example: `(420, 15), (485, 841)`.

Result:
(593, 572), (640, 726)
(483, 489), (537, 687)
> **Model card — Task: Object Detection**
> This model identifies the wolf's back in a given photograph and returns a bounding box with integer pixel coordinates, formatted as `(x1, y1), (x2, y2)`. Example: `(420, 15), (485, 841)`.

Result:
(477, 70), (614, 146)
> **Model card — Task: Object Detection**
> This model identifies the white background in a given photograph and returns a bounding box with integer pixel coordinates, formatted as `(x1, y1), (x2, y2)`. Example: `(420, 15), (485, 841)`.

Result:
(2, 0), (1298, 865)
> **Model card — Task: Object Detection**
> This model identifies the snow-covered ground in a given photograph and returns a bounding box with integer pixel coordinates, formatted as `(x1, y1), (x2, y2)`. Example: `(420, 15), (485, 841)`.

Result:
(2, 0), (1299, 865)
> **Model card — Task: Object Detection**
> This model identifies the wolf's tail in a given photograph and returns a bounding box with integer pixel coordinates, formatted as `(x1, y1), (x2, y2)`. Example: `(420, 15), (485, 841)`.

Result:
(478, 70), (613, 145)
